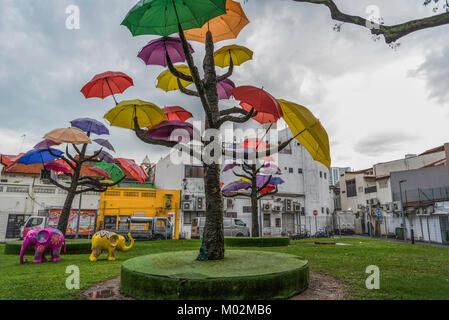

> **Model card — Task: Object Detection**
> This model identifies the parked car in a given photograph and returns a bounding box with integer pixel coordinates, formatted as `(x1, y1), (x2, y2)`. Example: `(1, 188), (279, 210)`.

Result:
(111, 216), (173, 240)
(191, 217), (250, 239)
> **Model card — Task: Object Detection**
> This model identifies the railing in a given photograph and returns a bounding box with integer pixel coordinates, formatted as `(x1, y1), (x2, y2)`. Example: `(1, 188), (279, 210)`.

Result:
(393, 186), (449, 206)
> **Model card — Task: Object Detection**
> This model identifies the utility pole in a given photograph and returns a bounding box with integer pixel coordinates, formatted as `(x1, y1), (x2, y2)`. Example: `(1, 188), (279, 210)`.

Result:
(399, 180), (407, 241)
(75, 188), (83, 239)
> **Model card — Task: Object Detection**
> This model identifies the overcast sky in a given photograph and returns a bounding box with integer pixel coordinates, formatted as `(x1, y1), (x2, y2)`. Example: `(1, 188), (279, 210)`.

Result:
(1, 0), (448, 170)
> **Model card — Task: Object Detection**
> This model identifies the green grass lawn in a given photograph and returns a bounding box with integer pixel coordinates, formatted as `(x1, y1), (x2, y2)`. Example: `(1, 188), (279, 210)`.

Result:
(1, 237), (449, 300)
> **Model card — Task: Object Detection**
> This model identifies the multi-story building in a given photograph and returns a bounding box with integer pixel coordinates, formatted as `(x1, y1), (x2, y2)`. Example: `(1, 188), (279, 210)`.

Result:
(329, 167), (351, 186)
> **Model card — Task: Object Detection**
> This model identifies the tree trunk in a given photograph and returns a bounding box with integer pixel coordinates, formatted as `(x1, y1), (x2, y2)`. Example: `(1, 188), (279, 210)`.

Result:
(251, 190), (259, 237)
(57, 190), (76, 236)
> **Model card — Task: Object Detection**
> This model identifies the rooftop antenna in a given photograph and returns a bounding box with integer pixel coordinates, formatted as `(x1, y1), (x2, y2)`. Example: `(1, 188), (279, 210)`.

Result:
(18, 134), (26, 153)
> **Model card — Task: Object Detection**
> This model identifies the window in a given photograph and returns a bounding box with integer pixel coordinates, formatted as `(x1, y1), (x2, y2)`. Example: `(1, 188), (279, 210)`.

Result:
(84, 191), (100, 195)
(346, 179), (357, 197)
(142, 191), (156, 198)
(365, 186), (377, 194)
(289, 168), (293, 173)
(324, 172), (327, 179)
(321, 207), (324, 213)
(320, 171), (323, 178)
(263, 214), (271, 227)
(58, 189), (68, 194)
(185, 165), (205, 178)
(378, 180), (388, 189)
(124, 191), (139, 197)
(243, 206), (251, 213)
(34, 187), (56, 194)
(183, 212), (196, 225)
(118, 216), (130, 230)
(234, 219), (246, 226)
(224, 212), (237, 218)
(6, 186), (28, 193)
(275, 218), (281, 227)
(26, 217), (44, 228)
(0, 186), (3, 192)
(298, 168), (303, 174)
(1, 179), (7, 183)
(105, 191), (121, 197)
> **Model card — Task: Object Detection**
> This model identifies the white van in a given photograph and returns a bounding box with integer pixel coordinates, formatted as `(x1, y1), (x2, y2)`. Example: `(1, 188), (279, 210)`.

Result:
(191, 217), (250, 239)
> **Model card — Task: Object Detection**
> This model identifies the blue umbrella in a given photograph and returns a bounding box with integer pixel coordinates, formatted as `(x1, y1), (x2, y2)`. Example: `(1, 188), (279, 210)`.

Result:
(269, 177), (285, 186)
(70, 118), (110, 135)
(17, 148), (63, 165)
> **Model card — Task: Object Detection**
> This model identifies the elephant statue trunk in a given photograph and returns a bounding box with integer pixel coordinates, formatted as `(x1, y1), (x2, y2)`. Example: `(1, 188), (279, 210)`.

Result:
(119, 233), (134, 252)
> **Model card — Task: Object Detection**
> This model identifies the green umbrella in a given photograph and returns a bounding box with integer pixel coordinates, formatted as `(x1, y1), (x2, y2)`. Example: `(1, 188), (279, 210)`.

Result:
(93, 161), (124, 183)
(121, 0), (227, 36)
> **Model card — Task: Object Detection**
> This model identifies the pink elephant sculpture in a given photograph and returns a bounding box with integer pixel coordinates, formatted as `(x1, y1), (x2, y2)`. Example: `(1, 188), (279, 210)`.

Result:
(20, 228), (66, 264)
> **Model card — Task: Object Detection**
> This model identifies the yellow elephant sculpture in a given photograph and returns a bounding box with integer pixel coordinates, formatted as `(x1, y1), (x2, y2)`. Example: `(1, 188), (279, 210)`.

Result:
(89, 230), (134, 262)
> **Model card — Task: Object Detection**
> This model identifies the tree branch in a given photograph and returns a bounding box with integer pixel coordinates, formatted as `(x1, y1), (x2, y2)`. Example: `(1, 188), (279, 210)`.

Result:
(216, 107), (257, 128)
(177, 78), (199, 97)
(216, 56), (234, 82)
(293, 0), (449, 43)
(47, 175), (70, 192)
(223, 192), (251, 198)
(231, 169), (252, 180)
(165, 50), (194, 82)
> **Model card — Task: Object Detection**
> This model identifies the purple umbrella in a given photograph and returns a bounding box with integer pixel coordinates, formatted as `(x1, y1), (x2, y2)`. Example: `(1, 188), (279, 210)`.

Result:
(260, 163), (281, 175)
(93, 139), (115, 152)
(217, 79), (236, 100)
(223, 162), (239, 172)
(33, 139), (60, 149)
(138, 36), (194, 67)
(96, 150), (115, 163)
(71, 118), (109, 135)
(222, 181), (251, 193)
(145, 120), (197, 143)
(256, 175), (272, 188)
(269, 177), (285, 186)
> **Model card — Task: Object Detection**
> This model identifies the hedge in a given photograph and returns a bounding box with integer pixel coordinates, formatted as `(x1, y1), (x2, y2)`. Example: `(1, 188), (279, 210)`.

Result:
(4, 239), (92, 255)
(225, 237), (290, 247)
(120, 250), (309, 300)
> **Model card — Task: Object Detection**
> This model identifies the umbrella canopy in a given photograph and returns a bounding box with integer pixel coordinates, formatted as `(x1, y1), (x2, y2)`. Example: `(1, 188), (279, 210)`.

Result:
(88, 167), (111, 179)
(256, 175), (272, 188)
(222, 180), (251, 193)
(33, 139), (60, 149)
(237, 177), (251, 183)
(214, 44), (253, 68)
(278, 99), (331, 169)
(104, 99), (166, 129)
(145, 120), (196, 143)
(138, 36), (194, 67)
(93, 161), (124, 183)
(156, 65), (193, 91)
(240, 102), (279, 124)
(44, 128), (92, 145)
(163, 106), (193, 122)
(269, 177), (285, 186)
(121, 0), (227, 37)
(70, 118), (110, 135)
(258, 184), (276, 195)
(17, 148), (63, 165)
(239, 138), (269, 150)
(96, 149), (115, 163)
(116, 158), (148, 184)
(222, 162), (239, 172)
(184, 0), (249, 43)
(261, 156), (275, 162)
(46, 160), (72, 174)
(260, 163), (281, 175)
(230, 86), (283, 122)
(93, 139), (115, 152)
(81, 71), (133, 104)
(217, 79), (236, 100)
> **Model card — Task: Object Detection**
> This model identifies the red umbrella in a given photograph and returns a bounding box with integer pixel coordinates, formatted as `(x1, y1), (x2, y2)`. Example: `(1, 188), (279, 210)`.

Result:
(116, 158), (148, 184)
(241, 102), (279, 124)
(81, 71), (133, 105)
(88, 166), (111, 179)
(46, 160), (72, 174)
(261, 156), (275, 162)
(162, 106), (193, 122)
(230, 86), (283, 121)
(258, 184), (276, 195)
(239, 138), (269, 150)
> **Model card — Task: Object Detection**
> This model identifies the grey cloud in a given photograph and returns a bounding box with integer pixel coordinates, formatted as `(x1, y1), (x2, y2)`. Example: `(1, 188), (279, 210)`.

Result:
(354, 132), (417, 156)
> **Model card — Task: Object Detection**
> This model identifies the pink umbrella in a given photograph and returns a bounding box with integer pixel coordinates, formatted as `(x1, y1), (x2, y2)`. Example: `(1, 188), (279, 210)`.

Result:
(116, 158), (148, 184)
(88, 167), (111, 179)
(260, 163), (281, 175)
(34, 139), (61, 149)
(138, 36), (194, 67)
(217, 79), (235, 100)
(45, 160), (72, 174)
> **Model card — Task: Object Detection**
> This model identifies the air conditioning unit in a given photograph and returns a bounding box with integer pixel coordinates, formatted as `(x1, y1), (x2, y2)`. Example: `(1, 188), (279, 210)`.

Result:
(196, 197), (205, 211)
(294, 203), (301, 212)
(183, 202), (193, 211)
(273, 206), (281, 212)
(263, 203), (271, 211)
(284, 199), (292, 211)
(183, 194), (191, 201)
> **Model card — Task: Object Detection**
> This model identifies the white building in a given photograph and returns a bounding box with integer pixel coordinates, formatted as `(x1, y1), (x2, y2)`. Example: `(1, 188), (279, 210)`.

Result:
(154, 124), (332, 239)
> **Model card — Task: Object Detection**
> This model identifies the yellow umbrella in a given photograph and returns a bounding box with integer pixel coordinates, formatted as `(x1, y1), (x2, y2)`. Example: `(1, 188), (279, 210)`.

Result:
(237, 177), (251, 183)
(44, 127), (92, 145)
(214, 44), (253, 68)
(104, 100), (166, 129)
(156, 65), (193, 92)
(184, 0), (249, 43)
(278, 99), (331, 169)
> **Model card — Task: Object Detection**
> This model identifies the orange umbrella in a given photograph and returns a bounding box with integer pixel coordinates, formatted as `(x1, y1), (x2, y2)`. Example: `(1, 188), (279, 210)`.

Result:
(184, 0), (249, 43)
(44, 128), (92, 145)
(116, 158), (148, 184)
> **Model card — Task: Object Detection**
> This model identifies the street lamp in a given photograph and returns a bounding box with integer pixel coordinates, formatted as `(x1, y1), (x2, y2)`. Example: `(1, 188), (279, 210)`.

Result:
(399, 180), (407, 241)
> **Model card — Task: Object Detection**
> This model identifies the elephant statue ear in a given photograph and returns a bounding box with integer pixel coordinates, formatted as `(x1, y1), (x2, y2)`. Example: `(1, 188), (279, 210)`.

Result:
(109, 234), (119, 245)
(35, 230), (51, 244)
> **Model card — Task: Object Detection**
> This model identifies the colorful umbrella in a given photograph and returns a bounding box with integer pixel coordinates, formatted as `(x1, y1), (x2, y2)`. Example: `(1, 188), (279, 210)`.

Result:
(261, 156), (275, 162)
(93, 139), (115, 152)
(96, 149), (115, 163)
(163, 106), (193, 122)
(116, 158), (148, 184)
(81, 71), (133, 105)
(240, 102), (279, 124)
(269, 177), (285, 186)
(33, 139), (60, 149)
(70, 118), (110, 135)
(239, 138), (269, 150)
(214, 44), (253, 68)
(121, 0), (227, 37)
(45, 160), (72, 174)
(93, 161), (124, 183)
(88, 166), (111, 179)
(223, 162), (239, 172)
(17, 148), (63, 165)
(104, 100), (166, 129)
(1, 153), (24, 167)
(138, 36), (194, 67)
(260, 163), (281, 175)
(230, 86), (283, 122)
(237, 177), (251, 183)
(145, 120), (197, 143)
(258, 184), (276, 195)
(278, 99), (331, 169)
(44, 128), (92, 145)
(184, 0), (249, 43)
(222, 181), (251, 193)
(217, 79), (235, 100)
(156, 65), (193, 91)
(256, 175), (272, 188)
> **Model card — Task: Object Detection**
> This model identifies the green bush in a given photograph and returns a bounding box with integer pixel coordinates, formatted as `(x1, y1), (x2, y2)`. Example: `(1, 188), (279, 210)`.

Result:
(120, 250), (309, 300)
(225, 237), (290, 247)
(4, 239), (92, 255)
